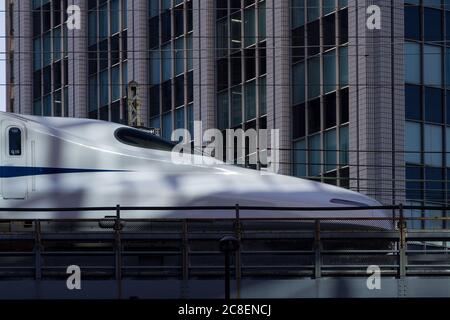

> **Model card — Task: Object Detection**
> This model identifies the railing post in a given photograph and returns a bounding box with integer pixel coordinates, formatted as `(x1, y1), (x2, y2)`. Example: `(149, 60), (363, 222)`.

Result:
(314, 220), (322, 279)
(398, 204), (407, 279)
(114, 205), (123, 299)
(219, 236), (239, 300)
(182, 220), (189, 281)
(34, 220), (42, 280)
(234, 204), (242, 299)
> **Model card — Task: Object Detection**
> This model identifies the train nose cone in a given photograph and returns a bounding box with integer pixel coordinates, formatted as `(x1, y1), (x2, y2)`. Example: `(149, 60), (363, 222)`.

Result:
(206, 167), (393, 230)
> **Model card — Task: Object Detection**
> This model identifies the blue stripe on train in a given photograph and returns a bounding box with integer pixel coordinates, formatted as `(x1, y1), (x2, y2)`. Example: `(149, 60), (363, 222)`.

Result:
(0, 166), (126, 178)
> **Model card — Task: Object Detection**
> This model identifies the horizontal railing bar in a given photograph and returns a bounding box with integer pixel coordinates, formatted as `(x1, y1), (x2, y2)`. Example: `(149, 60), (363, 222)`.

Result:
(321, 250), (397, 254)
(241, 250), (315, 254)
(0, 204), (446, 213)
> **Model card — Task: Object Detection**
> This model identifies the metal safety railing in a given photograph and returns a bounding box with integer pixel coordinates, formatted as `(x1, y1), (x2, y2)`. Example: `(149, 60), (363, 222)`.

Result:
(0, 204), (449, 295)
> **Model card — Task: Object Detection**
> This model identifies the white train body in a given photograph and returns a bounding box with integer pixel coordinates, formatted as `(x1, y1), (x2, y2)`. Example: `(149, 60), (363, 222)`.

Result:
(0, 112), (391, 228)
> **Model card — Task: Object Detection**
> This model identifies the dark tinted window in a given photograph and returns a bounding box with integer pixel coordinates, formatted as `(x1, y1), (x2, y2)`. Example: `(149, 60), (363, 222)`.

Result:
(425, 87), (442, 123)
(424, 8), (442, 42)
(9, 127), (22, 156)
(308, 98), (321, 134)
(307, 20), (320, 56)
(405, 5), (421, 40)
(115, 127), (175, 152)
(406, 84), (421, 120)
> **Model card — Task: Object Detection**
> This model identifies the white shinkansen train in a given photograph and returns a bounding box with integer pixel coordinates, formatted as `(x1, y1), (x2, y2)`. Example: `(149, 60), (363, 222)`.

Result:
(0, 111), (392, 229)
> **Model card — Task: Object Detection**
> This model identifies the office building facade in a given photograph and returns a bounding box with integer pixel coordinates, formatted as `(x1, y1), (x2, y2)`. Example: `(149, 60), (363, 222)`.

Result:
(6, 0), (450, 220)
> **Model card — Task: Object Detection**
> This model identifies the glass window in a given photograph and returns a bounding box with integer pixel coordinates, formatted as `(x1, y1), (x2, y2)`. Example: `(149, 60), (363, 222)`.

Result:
(149, 0), (160, 18)
(161, 43), (172, 82)
(293, 103), (306, 139)
(339, 125), (349, 165)
(405, 5), (421, 40)
(175, 107), (185, 130)
(174, 5), (184, 37)
(323, 50), (336, 94)
(43, 32), (51, 67)
(99, 4), (108, 40)
(425, 167), (444, 207)
(406, 84), (422, 120)
(308, 98), (321, 134)
(406, 121), (422, 164)
(339, 46), (348, 87)
(217, 91), (229, 130)
(447, 127), (450, 167)
(309, 134), (321, 176)
(259, 76), (267, 115)
(258, 1), (266, 40)
(8, 127), (22, 156)
(33, 38), (41, 71)
(307, 19), (320, 55)
(111, 0), (120, 34)
(424, 8), (442, 42)
(150, 50), (161, 85)
(53, 27), (61, 61)
(292, 0), (305, 28)
(446, 49), (450, 89)
(231, 86), (243, 127)
(244, 6), (256, 47)
(111, 66), (120, 102)
(307, 0), (319, 22)
(89, 75), (98, 111)
(424, 124), (443, 167)
(162, 113), (173, 141)
(308, 57), (320, 98)
(405, 42), (421, 84)
(175, 37), (185, 76)
(325, 129), (337, 171)
(245, 80), (257, 120)
(88, 10), (97, 46)
(323, 13), (336, 49)
(324, 93), (337, 129)
(43, 94), (51, 116)
(293, 62), (305, 104)
(425, 87), (442, 123)
(323, 0), (336, 15)
(406, 166), (423, 204)
(294, 139), (306, 177)
(423, 45), (442, 86)
(100, 70), (109, 107)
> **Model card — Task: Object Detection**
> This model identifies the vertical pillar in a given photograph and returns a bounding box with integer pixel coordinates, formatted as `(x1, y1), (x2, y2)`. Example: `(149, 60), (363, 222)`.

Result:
(193, 0), (216, 134)
(68, 0), (88, 118)
(266, 0), (291, 175)
(13, 0), (33, 114)
(348, 0), (405, 204)
(127, 0), (148, 126)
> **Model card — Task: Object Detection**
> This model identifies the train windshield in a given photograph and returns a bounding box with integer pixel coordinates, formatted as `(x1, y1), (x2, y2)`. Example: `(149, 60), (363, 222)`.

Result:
(114, 127), (175, 152)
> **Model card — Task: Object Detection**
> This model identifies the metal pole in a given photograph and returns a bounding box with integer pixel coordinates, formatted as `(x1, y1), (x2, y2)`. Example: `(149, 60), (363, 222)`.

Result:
(314, 220), (321, 279)
(115, 205), (122, 299)
(234, 204), (242, 299)
(182, 220), (189, 281)
(34, 220), (42, 280)
(224, 252), (231, 300)
(398, 203), (407, 278)
(219, 236), (239, 300)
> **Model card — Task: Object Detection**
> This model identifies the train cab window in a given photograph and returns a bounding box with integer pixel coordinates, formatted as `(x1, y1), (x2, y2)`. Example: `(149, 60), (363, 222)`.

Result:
(114, 127), (175, 152)
(8, 127), (22, 156)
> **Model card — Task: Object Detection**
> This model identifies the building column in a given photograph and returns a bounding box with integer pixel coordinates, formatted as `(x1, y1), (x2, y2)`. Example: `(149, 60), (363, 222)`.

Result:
(67, 0), (88, 118)
(13, 0), (33, 114)
(348, 0), (405, 204)
(266, 0), (291, 175)
(193, 0), (216, 135)
(127, 0), (148, 126)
